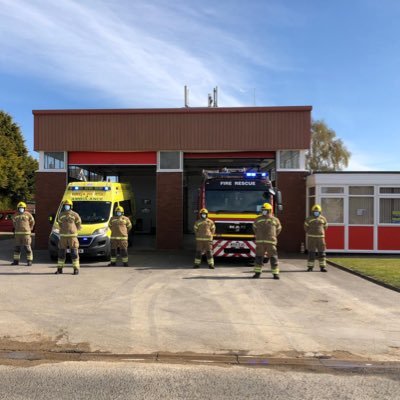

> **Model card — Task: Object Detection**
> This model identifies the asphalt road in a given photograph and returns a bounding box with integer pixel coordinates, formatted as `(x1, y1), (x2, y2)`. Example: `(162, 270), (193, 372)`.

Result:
(0, 238), (399, 361)
(0, 361), (399, 400)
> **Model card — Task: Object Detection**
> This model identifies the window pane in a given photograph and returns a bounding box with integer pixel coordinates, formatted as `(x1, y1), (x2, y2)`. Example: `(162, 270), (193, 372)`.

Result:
(321, 187), (344, 194)
(380, 187), (400, 194)
(349, 186), (374, 195)
(308, 187), (315, 196)
(349, 197), (374, 224)
(279, 151), (300, 169)
(308, 197), (315, 213)
(380, 198), (400, 223)
(44, 152), (64, 169)
(159, 152), (181, 170)
(321, 197), (344, 223)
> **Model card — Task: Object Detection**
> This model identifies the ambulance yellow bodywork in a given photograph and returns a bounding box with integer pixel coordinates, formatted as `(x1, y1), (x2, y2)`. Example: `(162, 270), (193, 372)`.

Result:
(48, 182), (135, 259)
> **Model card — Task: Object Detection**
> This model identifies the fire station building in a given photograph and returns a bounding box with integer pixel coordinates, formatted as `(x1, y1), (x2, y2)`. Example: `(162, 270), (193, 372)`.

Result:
(34, 106), (312, 252)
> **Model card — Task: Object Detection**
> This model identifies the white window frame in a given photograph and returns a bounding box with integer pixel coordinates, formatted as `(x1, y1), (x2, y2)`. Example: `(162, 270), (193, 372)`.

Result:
(38, 151), (68, 172)
(276, 150), (306, 171)
(157, 151), (183, 172)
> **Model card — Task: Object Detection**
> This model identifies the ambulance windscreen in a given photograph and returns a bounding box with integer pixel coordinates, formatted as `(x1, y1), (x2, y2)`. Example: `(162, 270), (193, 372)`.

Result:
(71, 201), (112, 224)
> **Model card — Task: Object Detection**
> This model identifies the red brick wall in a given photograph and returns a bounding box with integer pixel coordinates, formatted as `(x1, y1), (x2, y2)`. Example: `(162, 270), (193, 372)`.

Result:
(156, 172), (183, 249)
(35, 172), (67, 249)
(276, 172), (308, 252)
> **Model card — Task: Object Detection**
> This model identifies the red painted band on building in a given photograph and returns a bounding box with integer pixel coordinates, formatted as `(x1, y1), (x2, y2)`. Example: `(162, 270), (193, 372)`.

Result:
(325, 226), (345, 250)
(349, 226), (374, 250)
(68, 152), (157, 165)
(184, 152), (275, 159)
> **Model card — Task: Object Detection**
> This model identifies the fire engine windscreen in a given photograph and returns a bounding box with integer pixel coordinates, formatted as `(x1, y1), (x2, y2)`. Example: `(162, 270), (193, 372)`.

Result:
(69, 201), (112, 224)
(205, 190), (268, 213)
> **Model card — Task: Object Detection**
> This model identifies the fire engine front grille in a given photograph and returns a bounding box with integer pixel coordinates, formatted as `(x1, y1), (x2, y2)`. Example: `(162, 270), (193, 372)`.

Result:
(215, 222), (253, 235)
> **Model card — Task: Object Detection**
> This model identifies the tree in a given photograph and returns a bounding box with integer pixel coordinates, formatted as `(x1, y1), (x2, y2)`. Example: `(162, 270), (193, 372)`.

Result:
(307, 120), (351, 171)
(0, 111), (38, 209)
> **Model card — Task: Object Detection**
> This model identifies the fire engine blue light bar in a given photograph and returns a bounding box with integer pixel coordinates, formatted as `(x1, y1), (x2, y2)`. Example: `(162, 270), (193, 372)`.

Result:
(245, 172), (268, 178)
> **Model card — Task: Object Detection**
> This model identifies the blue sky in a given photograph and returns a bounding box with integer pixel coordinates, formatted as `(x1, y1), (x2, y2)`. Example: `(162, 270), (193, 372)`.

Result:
(0, 0), (399, 170)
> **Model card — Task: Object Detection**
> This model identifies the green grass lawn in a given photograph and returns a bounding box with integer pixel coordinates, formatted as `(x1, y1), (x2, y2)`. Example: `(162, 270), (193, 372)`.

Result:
(329, 257), (400, 289)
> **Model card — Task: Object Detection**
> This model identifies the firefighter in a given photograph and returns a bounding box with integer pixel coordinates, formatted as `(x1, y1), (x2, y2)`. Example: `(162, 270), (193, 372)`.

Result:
(108, 205), (132, 267)
(304, 204), (328, 272)
(193, 208), (216, 269)
(56, 199), (82, 275)
(252, 202), (282, 280)
(11, 202), (35, 266)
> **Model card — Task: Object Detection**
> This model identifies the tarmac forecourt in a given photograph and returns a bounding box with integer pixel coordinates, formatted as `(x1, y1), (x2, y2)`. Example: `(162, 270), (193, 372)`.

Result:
(0, 238), (399, 366)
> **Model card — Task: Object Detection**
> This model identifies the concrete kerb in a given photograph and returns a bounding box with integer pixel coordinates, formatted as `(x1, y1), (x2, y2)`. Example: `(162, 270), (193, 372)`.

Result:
(0, 349), (399, 372)
(327, 260), (400, 294)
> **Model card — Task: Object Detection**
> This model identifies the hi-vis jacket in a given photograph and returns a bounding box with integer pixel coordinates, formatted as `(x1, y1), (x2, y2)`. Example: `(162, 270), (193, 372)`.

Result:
(304, 216), (328, 238)
(252, 216), (282, 245)
(194, 218), (215, 241)
(12, 211), (35, 235)
(108, 216), (132, 240)
(57, 210), (82, 237)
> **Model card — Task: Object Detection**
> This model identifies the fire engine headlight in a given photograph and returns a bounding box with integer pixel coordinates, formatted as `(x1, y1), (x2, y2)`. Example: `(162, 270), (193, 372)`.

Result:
(92, 227), (108, 236)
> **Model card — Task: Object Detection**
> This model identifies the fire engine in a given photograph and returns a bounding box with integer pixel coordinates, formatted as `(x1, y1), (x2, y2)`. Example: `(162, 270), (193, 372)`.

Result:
(199, 168), (282, 258)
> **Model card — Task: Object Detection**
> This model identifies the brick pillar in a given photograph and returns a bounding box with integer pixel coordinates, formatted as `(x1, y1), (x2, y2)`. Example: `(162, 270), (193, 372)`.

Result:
(34, 172), (66, 249)
(276, 171), (308, 252)
(156, 172), (183, 249)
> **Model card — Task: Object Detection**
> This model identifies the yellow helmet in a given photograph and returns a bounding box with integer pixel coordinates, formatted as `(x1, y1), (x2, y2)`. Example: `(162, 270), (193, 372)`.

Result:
(262, 202), (273, 211)
(115, 206), (124, 213)
(312, 204), (322, 212)
(200, 208), (208, 214)
(63, 199), (73, 206)
(17, 201), (27, 208)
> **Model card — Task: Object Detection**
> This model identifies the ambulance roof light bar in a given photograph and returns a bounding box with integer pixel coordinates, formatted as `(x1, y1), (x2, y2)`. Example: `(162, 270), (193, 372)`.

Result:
(69, 186), (111, 191)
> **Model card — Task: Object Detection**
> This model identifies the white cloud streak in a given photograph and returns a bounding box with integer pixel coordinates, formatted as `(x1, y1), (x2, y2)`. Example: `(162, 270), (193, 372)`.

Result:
(0, 0), (286, 108)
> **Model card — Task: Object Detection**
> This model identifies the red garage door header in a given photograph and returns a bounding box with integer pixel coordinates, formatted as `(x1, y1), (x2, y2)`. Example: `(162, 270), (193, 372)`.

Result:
(184, 151), (275, 159)
(68, 152), (157, 165)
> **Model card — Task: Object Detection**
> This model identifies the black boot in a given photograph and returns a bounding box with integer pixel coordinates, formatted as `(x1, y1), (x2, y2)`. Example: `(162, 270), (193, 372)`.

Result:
(123, 262), (129, 267)
(11, 260), (19, 266)
(55, 268), (63, 274)
(252, 272), (261, 279)
(208, 265), (215, 269)
(320, 267), (327, 272)
(27, 261), (32, 266)
(273, 274), (280, 280)
(108, 262), (116, 266)
(73, 269), (79, 275)
(193, 264), (200, 269)
(307, 267), (313, 272)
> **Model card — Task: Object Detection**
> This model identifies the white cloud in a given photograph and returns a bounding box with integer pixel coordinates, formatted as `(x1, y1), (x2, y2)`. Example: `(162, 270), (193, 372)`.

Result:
(0, 0), (286, 108)
(345, 142), (400, 171)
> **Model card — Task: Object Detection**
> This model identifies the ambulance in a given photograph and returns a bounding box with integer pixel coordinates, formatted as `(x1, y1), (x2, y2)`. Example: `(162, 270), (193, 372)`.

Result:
(48, 182), (135, 259)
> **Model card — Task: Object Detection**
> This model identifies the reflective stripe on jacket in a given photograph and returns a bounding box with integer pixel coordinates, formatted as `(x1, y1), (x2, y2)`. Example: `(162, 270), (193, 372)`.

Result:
(57, 210), (82, 236)
(304, 216), (328, 237)
(108, 216), (132, 239)
(12, 212), (35, 234)
(252, 216), (282, 245)
(194, 218), (215, 241)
